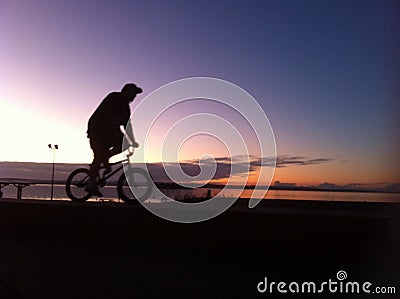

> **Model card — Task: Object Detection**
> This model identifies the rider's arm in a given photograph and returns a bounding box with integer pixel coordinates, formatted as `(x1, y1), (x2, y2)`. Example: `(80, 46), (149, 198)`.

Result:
(125, 121), (138, 147)
(120, 123), (139, 148)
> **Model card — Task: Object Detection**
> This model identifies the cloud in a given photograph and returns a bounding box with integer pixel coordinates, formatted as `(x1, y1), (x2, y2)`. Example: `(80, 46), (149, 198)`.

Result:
(151, 154), (336, 182)
(246, 155), (335, 169)
(146, 161), (232, 182)
(0, 154), (336, 184)
(275, 155), (335, 168)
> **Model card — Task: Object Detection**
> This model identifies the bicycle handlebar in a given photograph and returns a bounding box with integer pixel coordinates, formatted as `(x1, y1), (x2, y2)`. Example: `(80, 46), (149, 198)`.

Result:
(126, 145), (135, 157)
(120, 125), (139, 158)
(125, 141), (139, 157)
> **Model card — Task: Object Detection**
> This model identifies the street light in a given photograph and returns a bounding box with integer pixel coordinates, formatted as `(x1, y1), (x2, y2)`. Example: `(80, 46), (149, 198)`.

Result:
(48, 144), (59, 200)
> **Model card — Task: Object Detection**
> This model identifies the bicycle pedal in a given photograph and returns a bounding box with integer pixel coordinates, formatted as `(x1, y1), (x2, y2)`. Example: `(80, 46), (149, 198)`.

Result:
(85, 186), (103, 197)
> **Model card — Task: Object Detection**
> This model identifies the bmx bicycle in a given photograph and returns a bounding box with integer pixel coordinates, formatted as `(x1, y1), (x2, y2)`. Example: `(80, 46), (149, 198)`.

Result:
(65, 146), (153, 204)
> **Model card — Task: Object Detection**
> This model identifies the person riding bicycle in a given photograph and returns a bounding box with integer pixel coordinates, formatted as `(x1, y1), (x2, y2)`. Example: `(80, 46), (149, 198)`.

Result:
(86, 83), (142, 196)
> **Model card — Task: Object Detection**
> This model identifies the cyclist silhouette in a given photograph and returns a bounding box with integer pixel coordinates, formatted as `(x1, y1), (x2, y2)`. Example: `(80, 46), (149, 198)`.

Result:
(86, 83), (142, 196)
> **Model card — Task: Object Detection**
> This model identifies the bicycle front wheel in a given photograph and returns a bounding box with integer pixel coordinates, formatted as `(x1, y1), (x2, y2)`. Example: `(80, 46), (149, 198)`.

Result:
(117, 168), (153, 204)
(66, 168), (92, 202)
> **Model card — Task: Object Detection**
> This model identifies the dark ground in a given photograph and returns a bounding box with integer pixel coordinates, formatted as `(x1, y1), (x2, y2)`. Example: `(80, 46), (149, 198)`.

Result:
(0, 198), (399, 298)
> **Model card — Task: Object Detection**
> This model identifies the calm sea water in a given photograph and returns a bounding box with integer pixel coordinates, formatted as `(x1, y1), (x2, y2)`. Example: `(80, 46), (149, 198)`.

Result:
(1, 184), (400, 203)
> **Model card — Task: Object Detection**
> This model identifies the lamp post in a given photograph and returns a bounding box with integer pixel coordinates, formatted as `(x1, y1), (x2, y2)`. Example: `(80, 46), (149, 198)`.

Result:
(48, 144), (58, 200)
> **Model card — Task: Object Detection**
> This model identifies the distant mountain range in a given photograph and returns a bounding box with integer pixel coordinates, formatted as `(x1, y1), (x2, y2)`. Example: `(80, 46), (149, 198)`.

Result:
(272, 180), (400, 193)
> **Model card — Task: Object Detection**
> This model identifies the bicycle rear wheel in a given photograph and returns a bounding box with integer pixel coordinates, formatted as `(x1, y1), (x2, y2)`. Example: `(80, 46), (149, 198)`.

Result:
(66, 168), (92, 202)
(117, 168), (153, 204)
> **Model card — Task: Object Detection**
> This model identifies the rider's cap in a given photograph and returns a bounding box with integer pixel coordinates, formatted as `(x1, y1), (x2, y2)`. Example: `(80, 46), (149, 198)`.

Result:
(122, 83), (143, 95)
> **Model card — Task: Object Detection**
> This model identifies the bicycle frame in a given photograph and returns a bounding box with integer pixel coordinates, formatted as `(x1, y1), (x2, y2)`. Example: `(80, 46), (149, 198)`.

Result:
(66, 144), (152, 203)
(97, 148), (135, 183)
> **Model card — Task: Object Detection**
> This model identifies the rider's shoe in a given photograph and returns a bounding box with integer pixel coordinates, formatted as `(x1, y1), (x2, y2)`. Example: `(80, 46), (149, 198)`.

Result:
(90, 188), (103, 197)
(85, 180), (103, 197)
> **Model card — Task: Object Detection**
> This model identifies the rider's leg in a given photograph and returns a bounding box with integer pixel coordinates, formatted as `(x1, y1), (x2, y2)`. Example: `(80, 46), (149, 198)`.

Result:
(103, 140), (123, 170)
(107, 142), (123, 160)
(86, 138), (107, 197)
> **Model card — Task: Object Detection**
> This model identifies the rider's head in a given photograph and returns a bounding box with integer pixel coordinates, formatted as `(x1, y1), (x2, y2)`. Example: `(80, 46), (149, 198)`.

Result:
(121, 83), (143, 102)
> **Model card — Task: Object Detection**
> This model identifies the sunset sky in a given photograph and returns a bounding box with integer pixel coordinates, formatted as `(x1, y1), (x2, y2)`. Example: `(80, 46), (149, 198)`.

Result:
(1, 0), (399, 186)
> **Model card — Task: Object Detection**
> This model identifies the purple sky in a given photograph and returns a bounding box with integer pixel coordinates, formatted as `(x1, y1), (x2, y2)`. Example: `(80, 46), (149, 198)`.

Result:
(0, 0), (399, 185)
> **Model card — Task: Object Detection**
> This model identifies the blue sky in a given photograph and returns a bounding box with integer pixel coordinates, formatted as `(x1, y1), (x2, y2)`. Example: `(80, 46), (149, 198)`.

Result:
(0, 0), (399, 185)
